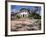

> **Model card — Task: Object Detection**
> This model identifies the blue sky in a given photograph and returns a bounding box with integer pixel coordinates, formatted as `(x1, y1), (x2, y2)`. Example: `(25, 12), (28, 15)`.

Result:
(11, 5), (41, 15)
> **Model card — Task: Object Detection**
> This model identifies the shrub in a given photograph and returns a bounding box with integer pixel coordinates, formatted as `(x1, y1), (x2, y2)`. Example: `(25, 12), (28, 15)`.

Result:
(28, 13), (41, 19)
(16, 15), (20, 19)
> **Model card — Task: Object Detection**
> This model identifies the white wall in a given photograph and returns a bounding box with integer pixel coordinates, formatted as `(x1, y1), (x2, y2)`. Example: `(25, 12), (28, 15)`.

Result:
(7, 0), (45, 2)
(19, 12), (28, 15)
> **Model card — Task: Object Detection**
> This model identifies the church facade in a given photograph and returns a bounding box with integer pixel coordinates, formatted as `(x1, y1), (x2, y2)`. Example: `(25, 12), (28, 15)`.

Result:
(16, 8), (31, 18)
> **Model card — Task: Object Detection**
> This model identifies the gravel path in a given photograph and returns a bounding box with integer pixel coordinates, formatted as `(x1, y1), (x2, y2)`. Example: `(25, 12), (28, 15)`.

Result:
(11, 18), (41, 31)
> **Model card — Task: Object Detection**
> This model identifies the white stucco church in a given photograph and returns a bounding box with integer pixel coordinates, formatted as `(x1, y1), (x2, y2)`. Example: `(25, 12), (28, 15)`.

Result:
(16, 8), (31, 17)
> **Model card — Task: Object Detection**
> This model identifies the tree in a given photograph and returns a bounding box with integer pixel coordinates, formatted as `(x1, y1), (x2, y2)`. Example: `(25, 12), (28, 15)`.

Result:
(20, 8), (30, 13)
(28, 12), (41, 19)
(28, 14), (33, 19)
(30, 7), (41, 19)
(16, 15), (20, 19)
